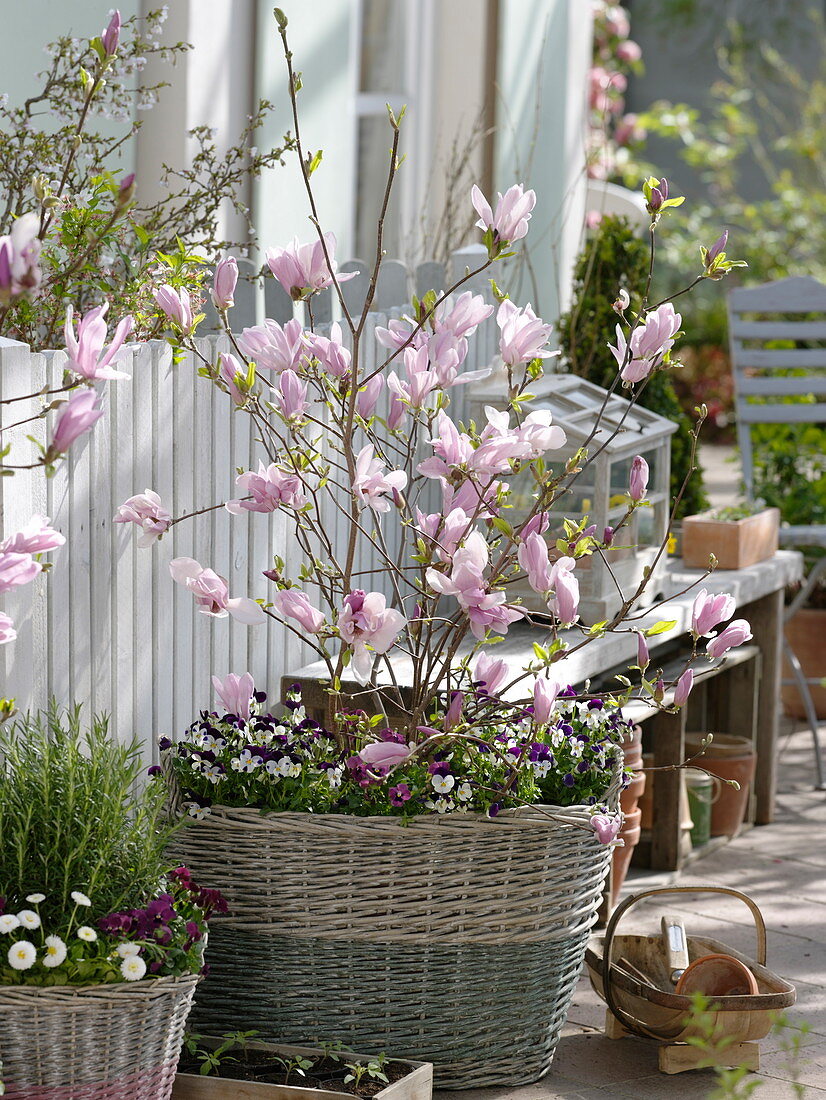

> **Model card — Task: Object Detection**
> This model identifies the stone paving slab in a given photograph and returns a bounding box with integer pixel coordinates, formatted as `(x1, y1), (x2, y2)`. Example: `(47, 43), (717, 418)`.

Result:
(435, 724), (826, 1100)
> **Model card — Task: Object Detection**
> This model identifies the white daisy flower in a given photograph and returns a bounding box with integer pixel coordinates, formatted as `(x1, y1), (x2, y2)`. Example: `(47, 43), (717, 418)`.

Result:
(0, 915), (20, 934)
(16, 910), (41, 931)
(43, 935), (67, 968)
(8, 940), (36, 970)
(116, 942), (141, 958)
(431, 773), (455, 794)
(77, 926), (98, 942)
(120, 954), (147, 981)
(25, 893), (46, 904)
(71, 891), (92, 907)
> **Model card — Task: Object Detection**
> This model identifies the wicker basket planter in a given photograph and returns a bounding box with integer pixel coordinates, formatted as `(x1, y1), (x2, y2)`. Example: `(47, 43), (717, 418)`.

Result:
(173, 1040), (432, 1100)
(0, 974), (199, 1099)
(169, 770), (619, 1090)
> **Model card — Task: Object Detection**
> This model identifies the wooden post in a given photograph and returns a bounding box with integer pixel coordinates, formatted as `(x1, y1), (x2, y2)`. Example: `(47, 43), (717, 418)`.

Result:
(742, 591), (783, 823)
(649, 707), (687, 871)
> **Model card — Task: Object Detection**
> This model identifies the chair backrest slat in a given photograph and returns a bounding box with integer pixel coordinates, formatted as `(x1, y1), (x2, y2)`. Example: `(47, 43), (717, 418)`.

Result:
(728, 275), (826, 500)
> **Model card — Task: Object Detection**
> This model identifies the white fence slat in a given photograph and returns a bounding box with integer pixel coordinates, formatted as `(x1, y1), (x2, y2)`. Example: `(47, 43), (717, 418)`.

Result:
(0, 246), (505, 750)
(340, 260), (369, 316)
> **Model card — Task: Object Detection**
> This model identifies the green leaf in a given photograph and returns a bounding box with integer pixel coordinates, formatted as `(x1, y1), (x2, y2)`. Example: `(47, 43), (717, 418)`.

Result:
(644, 619), (677, 637)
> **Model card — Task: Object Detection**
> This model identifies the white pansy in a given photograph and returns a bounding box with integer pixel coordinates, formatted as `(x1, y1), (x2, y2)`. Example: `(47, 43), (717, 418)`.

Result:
(456, 781), (473, 801)
(185, 802), (211, 819)
(77, 926), (98, 942)
(116, 942), (141, 958)
(8, 940), (36, 970)
(533, 760), (552, 778)
(71, 891), (92, 907)
(16, 910), (41, 931)
(326, 766), (343, 789)
(0, 915), (20, 934)
(120, 954), (147, 981)
(425, 796), (455, 814)
(25, 893), (46, 904)
(43, 935), (67, 968)
(431, 773), (455, 794)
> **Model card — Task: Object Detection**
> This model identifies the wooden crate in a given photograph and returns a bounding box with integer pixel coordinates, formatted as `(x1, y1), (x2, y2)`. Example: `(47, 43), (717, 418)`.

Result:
(681, 508), (779, 570)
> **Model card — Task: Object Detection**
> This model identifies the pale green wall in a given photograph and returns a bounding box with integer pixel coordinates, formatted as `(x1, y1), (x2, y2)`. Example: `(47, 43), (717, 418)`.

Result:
(494, 0), (590, 320)
(254, 0), (358, 258)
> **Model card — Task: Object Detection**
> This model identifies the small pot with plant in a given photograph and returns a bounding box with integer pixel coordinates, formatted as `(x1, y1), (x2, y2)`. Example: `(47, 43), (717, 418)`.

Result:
(681, 501), (780, 570)
(173, 1034), (432, 1100)
(0, 707), (226, 1099)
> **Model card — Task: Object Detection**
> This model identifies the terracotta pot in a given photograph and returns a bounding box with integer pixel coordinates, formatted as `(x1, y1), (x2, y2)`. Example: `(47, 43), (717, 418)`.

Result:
(675, 953), (759, 998)
(781, 607), (826, 720)
(619, 725), (645, 815)
(611, 807), (642, 903)
(682, 507), (779, 570)
(620, 769), (646, 814)
(621, 724), (644, 771)
(685, 734), (756, 837)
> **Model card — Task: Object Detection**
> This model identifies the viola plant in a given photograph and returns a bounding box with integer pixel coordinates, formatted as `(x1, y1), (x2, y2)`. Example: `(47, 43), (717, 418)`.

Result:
(157, 678), (631, 822)
(115, 11), (752, 841)
(0, 869), (225, 987)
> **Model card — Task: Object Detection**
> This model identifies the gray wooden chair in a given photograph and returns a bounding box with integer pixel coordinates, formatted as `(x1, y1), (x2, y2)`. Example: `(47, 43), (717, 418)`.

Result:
(728, 275), (826, 789)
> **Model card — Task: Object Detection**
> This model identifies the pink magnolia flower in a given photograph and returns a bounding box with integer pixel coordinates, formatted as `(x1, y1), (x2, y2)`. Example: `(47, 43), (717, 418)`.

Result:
(102, 9), (121, 55)
(218, 353), (247, 406)
(226, 462), (306, 514)
(265, 233), (356, 299)
(238, 319), (305, 373)
(1, 516), (65, 555)
(533, 677), (560, 724)
(443, 479), (501, 520)
(706, 619), (752, 660)
(629, 455), (649, 502)
(212, 672), (255, 720)
(48, 389), (104, 458)
(518, 532), (553, 594)
(337, 590), (406, 684)
(636, 631), (650, 670)
(522, 512), (550, 538)
(273, 369), (309, 423)
(359, 740), (414, 769)
(417, 412), (475, 480)
(471, 183), (536, 244)
(114, 490), (171, 547)
(497, 299), (554, 366)
(169, 557), (265, 624)
(549, 556), (579, 626)
(0, 612), (17, 646)
(426, 531), (524, 641)
(356, 375), (384, 418)
(473, 652), (508, 695)
(0, 213), (42, 301)
(153, 285), (194, 333)
(518, 411), (566, 455)
(0, 551), (41, 593)
(211, 255), (238, 310)
(691, 589), (736, 638)
(272, 589), (326, 634)
(445, 690), (464, 729)
(387, 391), (407, 431)
(608, 303), (681, 384)
(64, 304), (132, 382)
(375, 315), (425, 352)
(352, 445), (407, 513)
(614, 113), (645, 147)
(590, 813), (622, 846)
(387, 347), (439, 410)
(435, 292), (494, 339)
(415, 505), (471, 562)
(305, 322), (352, 378)
(673, 668), (694, 707)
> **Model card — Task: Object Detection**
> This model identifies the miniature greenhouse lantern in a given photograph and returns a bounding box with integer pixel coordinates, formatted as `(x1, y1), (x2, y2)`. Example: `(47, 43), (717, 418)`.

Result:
(467, 374), (677, 624)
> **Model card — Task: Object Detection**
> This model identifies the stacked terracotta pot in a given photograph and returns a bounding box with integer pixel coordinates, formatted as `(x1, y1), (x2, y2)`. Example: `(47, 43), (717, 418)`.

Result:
(612, 725), (645, 902)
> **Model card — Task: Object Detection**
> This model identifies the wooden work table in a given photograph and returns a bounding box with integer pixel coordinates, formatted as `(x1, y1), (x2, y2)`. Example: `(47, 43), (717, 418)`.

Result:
(286, 551), (802, 870)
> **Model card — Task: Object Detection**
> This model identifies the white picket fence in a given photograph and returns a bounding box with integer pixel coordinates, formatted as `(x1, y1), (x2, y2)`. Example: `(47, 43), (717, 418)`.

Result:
(0, 246), (497, 757)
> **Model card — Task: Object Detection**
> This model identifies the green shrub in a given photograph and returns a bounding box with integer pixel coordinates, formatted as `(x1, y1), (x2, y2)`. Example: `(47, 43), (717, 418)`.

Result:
(557, 215), (707, 519)
(0, 707), (176, 927)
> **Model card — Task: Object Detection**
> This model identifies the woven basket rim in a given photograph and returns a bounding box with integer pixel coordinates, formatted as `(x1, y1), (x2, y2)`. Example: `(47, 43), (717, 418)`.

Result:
(0, 971), (200, 999)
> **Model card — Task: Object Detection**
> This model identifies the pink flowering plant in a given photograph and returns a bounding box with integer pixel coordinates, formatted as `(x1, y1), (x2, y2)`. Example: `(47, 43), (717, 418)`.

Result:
(0, 870), (224, 987)
(120, 11), (751, 838)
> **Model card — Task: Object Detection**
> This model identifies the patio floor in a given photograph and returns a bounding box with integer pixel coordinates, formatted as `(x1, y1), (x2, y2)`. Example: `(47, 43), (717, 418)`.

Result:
(437, 718), (826, 1099)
